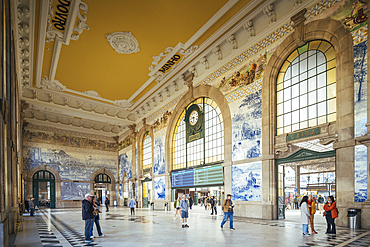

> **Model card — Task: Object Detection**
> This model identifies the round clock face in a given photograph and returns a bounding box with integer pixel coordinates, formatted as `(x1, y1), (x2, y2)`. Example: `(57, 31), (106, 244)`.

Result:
(189, 110), (199, 126)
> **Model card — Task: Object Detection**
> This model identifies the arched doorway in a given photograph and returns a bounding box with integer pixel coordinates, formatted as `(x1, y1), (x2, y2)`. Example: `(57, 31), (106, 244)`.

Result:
(93, 173), (112, 204)
(32, 170), (56, 208)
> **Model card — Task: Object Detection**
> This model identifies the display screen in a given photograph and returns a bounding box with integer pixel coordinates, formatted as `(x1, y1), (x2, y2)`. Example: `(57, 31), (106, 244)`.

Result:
(194, 165), (223, 186)
(171, 165), (223, 188)
(171, 169), (194, 188)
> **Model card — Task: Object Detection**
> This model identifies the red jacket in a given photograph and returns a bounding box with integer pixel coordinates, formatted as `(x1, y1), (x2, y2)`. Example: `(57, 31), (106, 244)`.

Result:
(323, 202), (338, 218)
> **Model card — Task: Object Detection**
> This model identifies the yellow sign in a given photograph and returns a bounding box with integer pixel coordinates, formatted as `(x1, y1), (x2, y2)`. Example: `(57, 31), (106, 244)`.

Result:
(51, 0), (72, 33)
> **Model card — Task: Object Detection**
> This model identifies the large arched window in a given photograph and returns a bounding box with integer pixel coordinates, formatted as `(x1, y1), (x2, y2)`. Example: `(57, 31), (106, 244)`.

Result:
(172, 98), (224, 170)
(277, 40), (336, 135)
(142, 132), (152, 170)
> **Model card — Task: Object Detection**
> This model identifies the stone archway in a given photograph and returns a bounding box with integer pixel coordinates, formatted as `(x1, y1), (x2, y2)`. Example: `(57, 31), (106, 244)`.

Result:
(261, 10), (354, 223)
(165, 83), (232, 201)
(26, 164), (61, 208)
(90, 168), (117, 204)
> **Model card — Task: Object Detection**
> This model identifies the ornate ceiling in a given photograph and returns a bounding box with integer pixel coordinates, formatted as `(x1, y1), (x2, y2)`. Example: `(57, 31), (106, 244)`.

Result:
(15, 0), (315, 138)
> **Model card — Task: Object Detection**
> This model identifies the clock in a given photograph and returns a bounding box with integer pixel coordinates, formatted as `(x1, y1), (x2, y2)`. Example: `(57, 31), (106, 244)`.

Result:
(189, 110), (199, 126)
(185, 103), (204, 143)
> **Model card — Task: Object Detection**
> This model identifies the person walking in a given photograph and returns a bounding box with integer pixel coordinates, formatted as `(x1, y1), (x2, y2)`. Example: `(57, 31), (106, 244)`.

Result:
(294, 196), (299, 209)
(129, 198), (136, 216)
(317, 195), (324, 214)
(200, 196), (204, 207)
(29, 197), (36, 216)
(180, 194), (189, 228)
(300, 195), (311, 236)
(173, 197), (181, 219)
(210, 196), (217, 215)
(189, 197), (193, 210)
(82, 193), (95, 243)
(221, 194), (235, 230)
(105, 196), (110, 212)
(308, 195), (318, 234)
(90, 197), (105, 239)
(324, 196), (337, 235)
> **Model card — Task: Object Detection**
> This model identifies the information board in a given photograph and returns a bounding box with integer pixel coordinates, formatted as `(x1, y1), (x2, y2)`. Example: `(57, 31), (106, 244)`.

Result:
(171, 169), (194, 188)
(194, 165), (223, 186)
(171, 164), (223, 188)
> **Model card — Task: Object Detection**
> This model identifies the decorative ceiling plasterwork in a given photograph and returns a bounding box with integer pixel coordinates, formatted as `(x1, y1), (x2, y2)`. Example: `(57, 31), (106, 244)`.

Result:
(106, 32), (140, 54)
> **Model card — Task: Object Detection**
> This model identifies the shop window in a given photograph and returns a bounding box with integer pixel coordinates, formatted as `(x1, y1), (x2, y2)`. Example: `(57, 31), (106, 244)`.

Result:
(276, 40), (336, 135)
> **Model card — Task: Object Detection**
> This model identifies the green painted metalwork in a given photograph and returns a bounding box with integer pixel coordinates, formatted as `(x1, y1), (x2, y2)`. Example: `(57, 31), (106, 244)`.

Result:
(286, 128), (321, 141)
(276, 149), (336, 165)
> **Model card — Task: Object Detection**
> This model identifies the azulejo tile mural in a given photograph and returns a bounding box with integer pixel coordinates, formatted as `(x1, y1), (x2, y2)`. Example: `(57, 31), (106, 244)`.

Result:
(119, 146), (133, 181)
(230, 89), (262, 161)
(154, 177), (165, 200)
(154, 131), (166, 175)
(354, 40), (368, 138)
(355, 145), (367, 202)
(23, 146), (117, 181)
(232, 161), (262, 201)
(61, 182), (90, 200)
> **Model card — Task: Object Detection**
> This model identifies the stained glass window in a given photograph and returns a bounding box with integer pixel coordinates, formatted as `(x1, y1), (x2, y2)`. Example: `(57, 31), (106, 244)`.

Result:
(277, 40), (336, 135)
(172, 98), (224, 170)
(142, 132), (152, 170)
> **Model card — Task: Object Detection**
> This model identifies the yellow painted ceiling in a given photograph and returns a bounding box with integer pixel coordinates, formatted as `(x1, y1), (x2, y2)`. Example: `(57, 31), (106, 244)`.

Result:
(42, 0), (251, 102)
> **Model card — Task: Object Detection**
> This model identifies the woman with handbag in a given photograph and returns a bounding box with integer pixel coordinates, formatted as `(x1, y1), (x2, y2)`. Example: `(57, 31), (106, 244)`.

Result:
(323, 196), (337, 234)
(300, 196), (311, 236)
(90, 197), (104, 239)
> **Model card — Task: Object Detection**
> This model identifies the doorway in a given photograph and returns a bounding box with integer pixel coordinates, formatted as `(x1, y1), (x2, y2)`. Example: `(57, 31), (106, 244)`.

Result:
(32, 170), (56, 208)
(276, 148), (336, 220)
(93, 173), (111, 204)
(142, 177), (152, 208)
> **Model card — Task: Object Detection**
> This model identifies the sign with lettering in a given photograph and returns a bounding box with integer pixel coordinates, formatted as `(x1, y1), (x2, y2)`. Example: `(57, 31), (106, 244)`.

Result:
(171, 164), (223, 188)
(159, 54), (182, 74)
(286, 127), (321, 141)
(51, 0), (72, 32)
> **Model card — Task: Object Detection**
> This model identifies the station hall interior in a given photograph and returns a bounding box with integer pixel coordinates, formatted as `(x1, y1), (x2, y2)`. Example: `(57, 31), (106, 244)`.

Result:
(2, 0), (370, 246)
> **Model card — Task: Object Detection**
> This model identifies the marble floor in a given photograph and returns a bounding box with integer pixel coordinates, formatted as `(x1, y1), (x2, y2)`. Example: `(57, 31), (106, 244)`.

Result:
(11, 205), (370, 247)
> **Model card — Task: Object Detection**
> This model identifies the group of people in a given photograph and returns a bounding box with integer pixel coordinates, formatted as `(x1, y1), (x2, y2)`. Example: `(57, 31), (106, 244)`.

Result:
(300, 194), (337, 236)
(173, 194), (235, 230)
(292, 194), (326, 213)
(200, 196), (218, 215)
(82, 194), (106, 243)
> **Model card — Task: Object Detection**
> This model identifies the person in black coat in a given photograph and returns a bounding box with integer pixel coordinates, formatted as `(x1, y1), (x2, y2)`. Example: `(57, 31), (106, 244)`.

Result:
(189, 197), (193, 210)
(82, 193), (95, 243)
(210, 196), (217, 215)
(105, 196), (110, 212)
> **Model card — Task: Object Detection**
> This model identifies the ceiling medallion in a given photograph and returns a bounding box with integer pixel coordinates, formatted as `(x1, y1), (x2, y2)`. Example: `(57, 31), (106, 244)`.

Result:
(105, 32), (140, 54)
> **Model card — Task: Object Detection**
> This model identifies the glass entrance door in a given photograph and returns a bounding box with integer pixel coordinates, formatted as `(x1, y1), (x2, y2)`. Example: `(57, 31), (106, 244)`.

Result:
(143, 182), (149, 208)
(32, 170), (56, 208)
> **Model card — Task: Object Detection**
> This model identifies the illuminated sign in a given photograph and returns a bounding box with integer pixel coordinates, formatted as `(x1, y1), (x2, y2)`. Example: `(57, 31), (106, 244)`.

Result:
(171, 165), (223, 188)
(286, 127), (321, 141)
(171, 169), (194, 188)
(194, 165), (223, 186)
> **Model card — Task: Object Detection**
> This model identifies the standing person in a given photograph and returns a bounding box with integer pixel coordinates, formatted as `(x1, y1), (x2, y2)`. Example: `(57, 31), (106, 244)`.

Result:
(128, 198), (136, 216)
(300, 196), (311, 236)
(173, 197), (181, 219)
(324, 196), (337, 235)
(317, 195), (324, 214)
(189, 197), (193, 210)
(82, 193), (95, 243)
(308, 195), (318, 234)
(200, 196), (204, 207)
(105, 196), (110, 212)
(90, 197), (105, 239)
(294, 196), (299, 209)
(180, 194), (189, 228)
(25, 198), (30, 213)
(221, 194), (235, 230)
(29, 197), (36, 216)
(210, 196), (217, 215)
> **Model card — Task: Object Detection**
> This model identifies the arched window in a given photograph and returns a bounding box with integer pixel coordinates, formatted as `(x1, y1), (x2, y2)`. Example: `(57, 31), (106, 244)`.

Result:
(172, 98), (224, 170)
(277, 40), (336, 135)
(94, 173), (111, 183)
(142, 131), (152, 170)
(33, 170), (55, 180)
